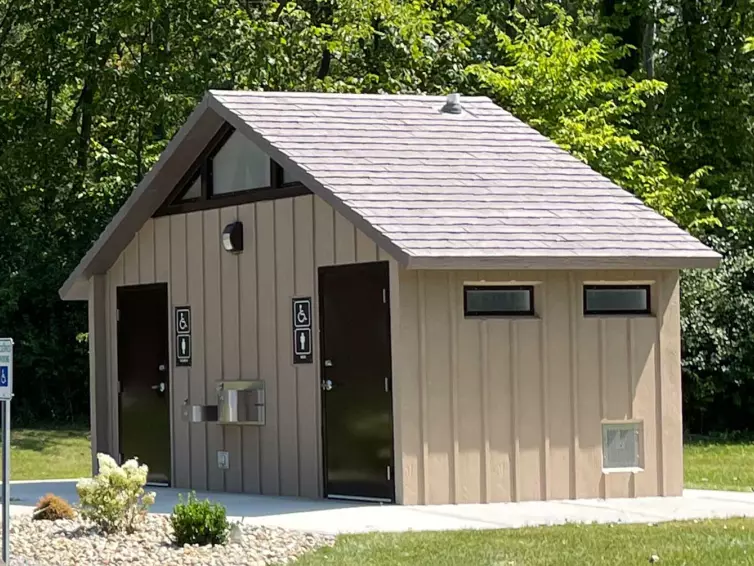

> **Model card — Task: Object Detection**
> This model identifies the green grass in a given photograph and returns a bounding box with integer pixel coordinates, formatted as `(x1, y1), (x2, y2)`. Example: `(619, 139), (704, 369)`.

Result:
(290, 443), (754, 565)
(1, 427), (91, 481)
(684, 438), (754, 492)
(290, 519), (754, 565)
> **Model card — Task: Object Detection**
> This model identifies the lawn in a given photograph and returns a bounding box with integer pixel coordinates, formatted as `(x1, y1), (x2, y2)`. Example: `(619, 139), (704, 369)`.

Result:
(684, 437), (754, 492)
(290, 519), (754, 565)
(2, 429), (752, 492)
(1, 427), (91, 481)
(291, 440), (754, 565)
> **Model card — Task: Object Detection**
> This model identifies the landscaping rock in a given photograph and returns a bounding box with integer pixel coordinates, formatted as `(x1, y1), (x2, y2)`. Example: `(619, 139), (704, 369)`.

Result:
(5, 515), (333, 565)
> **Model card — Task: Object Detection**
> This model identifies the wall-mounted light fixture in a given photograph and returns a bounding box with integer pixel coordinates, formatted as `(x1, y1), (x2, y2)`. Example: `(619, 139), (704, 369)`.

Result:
(222, 221), (244, 253)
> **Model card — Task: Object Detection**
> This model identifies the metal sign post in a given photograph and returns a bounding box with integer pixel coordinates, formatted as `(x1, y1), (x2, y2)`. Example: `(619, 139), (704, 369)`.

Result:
(0, 338), (13, 565)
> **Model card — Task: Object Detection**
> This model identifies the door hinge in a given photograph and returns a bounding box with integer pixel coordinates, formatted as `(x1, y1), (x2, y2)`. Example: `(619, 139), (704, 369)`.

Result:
(384, 377), (390, 393)
(386, 465), (391, 481)
(116, 309), (120, 322)
(382, 288), (387, 304)
(117, 381), (122, 394)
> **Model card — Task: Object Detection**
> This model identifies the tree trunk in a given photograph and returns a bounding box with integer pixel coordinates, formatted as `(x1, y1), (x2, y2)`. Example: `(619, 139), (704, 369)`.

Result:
(76, 81), (93, 173)
(603, 0), (646, 75)
(643, 18), (656, 78)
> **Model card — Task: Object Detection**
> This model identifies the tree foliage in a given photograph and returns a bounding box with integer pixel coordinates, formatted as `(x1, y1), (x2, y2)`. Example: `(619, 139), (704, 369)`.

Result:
(0, 0), (752, 431)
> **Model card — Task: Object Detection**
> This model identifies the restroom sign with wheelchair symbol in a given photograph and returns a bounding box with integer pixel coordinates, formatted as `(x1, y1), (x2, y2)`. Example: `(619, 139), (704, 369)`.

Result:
(291, 297), (313, 364)
(293, 299), (311, 328)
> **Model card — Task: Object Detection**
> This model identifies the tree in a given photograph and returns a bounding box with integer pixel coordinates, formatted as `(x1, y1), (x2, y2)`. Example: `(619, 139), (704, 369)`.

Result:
(466, 8), (717, 232)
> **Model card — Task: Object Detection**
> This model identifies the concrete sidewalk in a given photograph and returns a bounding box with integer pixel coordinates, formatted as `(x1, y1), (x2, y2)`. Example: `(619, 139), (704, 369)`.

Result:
(8, 480), (754, 535)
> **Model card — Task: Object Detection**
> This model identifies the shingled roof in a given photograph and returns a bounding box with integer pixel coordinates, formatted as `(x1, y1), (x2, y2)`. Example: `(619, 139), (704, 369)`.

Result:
(60, 90), (719, 300)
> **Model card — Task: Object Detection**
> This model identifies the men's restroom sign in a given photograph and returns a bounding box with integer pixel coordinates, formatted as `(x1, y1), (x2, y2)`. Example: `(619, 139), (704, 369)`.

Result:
(175, 307), (191, 367)
(292, 298), (313, 364)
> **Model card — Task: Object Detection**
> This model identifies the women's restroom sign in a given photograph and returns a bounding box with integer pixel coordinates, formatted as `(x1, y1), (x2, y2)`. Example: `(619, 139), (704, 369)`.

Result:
(292, 298), (312, 364)
(175, 307), (191, 367)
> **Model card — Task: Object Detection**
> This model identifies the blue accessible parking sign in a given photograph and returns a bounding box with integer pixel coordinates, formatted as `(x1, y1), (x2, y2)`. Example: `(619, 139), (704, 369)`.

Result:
(0, 338), (13, 400)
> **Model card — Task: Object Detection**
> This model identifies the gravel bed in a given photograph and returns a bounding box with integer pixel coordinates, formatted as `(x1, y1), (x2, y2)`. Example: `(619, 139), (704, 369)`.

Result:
(4, 515), (334, 566)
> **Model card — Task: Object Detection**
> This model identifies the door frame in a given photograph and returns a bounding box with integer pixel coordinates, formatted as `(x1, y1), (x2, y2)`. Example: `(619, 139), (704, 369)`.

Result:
(317, 261), (396, 503)
(115, 282), (173, 486)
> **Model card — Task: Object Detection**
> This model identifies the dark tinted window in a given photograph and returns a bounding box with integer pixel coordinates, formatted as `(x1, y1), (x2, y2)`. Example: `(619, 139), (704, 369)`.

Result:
(584, 285), (650, 315)
(464, 285), (534, 317)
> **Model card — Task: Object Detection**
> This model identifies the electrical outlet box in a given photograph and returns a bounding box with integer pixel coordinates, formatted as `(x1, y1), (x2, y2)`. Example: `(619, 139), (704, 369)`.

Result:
(217, 450), (229, 470)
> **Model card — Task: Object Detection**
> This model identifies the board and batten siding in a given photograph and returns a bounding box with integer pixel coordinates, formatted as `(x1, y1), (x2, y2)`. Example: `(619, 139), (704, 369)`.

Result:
(394, 269), (682, 505)
(102, 194), (395, 496)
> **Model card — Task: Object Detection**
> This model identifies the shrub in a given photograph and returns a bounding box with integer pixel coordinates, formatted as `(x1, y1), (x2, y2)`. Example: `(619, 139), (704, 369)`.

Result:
(171, 492), (230, 546)
(33, 493), (75, 521)
(76, 453), (156, 533)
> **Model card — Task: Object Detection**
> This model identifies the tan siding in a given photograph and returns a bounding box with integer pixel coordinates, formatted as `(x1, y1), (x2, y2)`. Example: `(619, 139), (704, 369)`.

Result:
(576, 316), (603, 499)
(186, 212), (208, 490)
(423, 272), (453, 504)
(104, 197), (682, 503)
(487, 318), (513, 502)
(139, 219), (155, 284)
(169, 214), (190, 488)
(356, 229), (378, 263)
(632, 317), (659, 496)
(658, 271), (683, 495)
(395, 270), (421, 504)
(293, 196), (320, 498)
(334, 212), (356, 265)
(545, 272), (572, 500)
(238, 203), (261, 494)
(220, 206), (243, 493)
(517, 320), (544, 501)
(105, 195), (396, 494)
(455, 271), (483, 503)
(203, 209), (225, 491)
(275, 199), (299, 496)
(604, 318), (631, 498)
(396, 268), (683, 504)
(256, 200), (280, 495)
(124, 237), (140, 285)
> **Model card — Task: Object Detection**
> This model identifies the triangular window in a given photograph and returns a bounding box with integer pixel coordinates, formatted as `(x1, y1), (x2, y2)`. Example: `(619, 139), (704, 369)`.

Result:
(156, 123), (309, 216)
(178, 175), (201, 202)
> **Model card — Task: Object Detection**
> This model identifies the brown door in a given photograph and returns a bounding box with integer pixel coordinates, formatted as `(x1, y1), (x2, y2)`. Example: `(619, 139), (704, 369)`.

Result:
(319, 261), (394, 502)
(117, 284), (171, 485)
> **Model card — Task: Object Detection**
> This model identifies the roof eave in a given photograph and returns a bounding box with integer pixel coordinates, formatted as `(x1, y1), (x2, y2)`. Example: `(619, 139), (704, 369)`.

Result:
(405, 253), (722, 271)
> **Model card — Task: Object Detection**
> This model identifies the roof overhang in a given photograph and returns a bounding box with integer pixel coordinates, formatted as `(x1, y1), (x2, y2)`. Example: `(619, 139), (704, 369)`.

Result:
(405, 253), (722, 271)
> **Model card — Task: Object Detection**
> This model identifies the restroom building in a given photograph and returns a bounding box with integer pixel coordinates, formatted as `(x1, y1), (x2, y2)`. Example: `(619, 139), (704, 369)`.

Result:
(60, 91), (719, 504)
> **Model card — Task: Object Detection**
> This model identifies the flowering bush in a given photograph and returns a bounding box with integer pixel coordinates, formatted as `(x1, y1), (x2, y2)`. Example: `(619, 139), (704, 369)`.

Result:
(76, 453), (156, 533)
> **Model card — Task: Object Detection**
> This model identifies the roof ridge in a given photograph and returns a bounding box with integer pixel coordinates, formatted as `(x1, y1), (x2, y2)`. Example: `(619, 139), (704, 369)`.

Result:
(209, 89), (493, 102)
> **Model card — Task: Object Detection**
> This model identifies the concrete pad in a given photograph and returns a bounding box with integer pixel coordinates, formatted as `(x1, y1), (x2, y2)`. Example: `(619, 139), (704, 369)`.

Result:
(5, 480), (754, 535)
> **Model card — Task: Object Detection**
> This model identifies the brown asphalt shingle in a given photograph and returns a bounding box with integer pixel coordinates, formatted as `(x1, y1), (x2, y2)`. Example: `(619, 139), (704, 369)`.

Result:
(213, 91), (717, 265)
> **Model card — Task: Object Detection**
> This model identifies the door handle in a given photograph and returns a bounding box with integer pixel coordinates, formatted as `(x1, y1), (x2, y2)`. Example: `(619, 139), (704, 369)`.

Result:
(151, 382), (166, 393)
(321, 379), (333, 391)
(158, 364), (167, 372)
